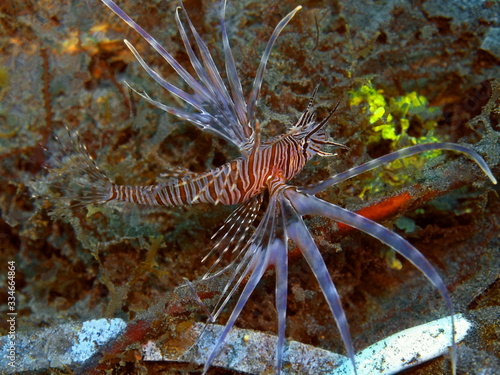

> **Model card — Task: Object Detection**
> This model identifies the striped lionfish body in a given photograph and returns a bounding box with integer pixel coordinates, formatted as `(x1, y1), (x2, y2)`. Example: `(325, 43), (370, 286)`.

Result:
(56, 1), (496, 374)
(105, 103), (335, 207)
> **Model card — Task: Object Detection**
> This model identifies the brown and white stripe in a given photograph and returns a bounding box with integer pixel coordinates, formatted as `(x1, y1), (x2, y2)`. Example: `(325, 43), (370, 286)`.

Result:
(105, 132), (309, 207)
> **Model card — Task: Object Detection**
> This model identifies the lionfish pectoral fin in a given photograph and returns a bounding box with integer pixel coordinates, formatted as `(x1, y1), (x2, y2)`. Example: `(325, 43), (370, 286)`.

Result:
(273, 200), (289, 373)
(282, 194), (358, 374)
(300, 142), (497, 195)
(286, 189), (458, 374)
(201, 195), (289, 374)
(201, 245), (269, 374)
(202, 195), (262, 277)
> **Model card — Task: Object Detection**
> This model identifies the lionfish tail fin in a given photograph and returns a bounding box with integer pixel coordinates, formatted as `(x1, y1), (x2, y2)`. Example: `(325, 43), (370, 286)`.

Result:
(44, 128), (112, 214)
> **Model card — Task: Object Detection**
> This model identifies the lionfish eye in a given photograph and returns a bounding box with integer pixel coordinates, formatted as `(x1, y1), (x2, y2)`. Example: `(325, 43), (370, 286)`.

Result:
(302, 139), (309, 157)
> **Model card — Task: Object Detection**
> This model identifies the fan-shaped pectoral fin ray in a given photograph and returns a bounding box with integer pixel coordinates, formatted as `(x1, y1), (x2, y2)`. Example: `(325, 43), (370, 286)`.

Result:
(299, 142), (497, 195)
(203, 194), (289, 374)
(202, 245), (270, 374)
(281, 195), (358, 375)
(209, 197), (277, 320)
(273, 246), (288, 374)
(202, 195), (263, 278)
(285, 189), (457, 374)
(270, 199), (289, 373)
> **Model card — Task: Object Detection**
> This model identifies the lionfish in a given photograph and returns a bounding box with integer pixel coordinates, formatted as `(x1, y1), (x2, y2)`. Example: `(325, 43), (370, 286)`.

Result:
(56, 0), (496, 373)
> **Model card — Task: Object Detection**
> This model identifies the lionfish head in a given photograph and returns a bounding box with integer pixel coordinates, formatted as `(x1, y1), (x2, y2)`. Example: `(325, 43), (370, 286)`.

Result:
(291, 89), (348, 159)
